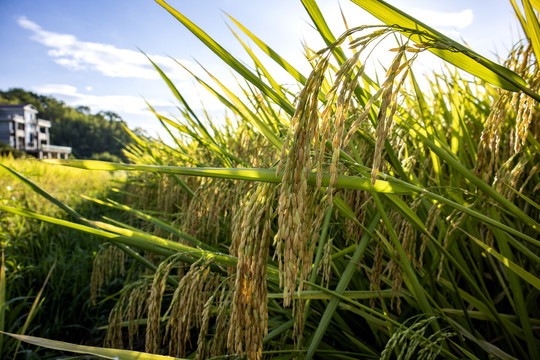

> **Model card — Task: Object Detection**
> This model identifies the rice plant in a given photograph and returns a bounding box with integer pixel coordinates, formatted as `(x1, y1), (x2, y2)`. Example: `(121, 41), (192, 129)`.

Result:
(0, 157), (121, 358)
(1, 0), (539, 359)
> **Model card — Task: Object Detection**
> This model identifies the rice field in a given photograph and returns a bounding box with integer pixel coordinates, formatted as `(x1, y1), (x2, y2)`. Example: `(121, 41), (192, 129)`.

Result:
(0, 157), (122, 358)
(1, 0), (539, 359)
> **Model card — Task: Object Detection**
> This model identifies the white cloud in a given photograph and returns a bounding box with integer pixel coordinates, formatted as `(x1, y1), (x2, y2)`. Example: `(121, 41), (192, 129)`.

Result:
(18, 16), (194, 80)
(276, 2), (473, 79)
(31, 83), (173, 115)
(32, 82), (225, 117)
(409, 9), (474, 30)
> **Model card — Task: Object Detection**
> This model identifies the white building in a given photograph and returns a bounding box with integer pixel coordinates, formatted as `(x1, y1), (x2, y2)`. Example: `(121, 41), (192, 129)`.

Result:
(0, 104), (71, 159)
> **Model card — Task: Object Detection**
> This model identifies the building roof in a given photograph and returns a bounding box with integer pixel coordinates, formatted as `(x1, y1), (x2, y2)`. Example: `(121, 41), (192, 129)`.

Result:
(0, 104), (35, 109)
(0, 104), (38, 114)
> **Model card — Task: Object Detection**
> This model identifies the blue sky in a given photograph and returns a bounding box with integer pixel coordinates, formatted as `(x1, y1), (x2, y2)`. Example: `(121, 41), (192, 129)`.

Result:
(0, 0), (522, 137)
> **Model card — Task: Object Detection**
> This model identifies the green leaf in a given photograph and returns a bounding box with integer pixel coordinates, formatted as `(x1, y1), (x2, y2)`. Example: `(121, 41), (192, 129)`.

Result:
(0, 251), (5, 355)
(227, 24), (290, 101)
(225, 13), (307, 85)
(301, 0), (347, 64)
(154, 0), (295, 115)
(464, 229), (540, 291)
(523, 0), (540, 63)
(13, 262), (56, 358)
(267, 289), (394, 300)
(530, 0), (540, 13)
(148, 108), (247, 167)
(0, 331), (182, 359)
(82, 195), (215, 251)
(173, 60), (285, 151)
(0, 204), (280, 282)
(446, 321), (519, 360)
(43, 159), (413, 194)
(141, 50), (215, 144)
(0, 164), (82, 220)
(392, 116), (540, 237)
(0, 164), (160, 274)
(349, 0), (531, 94)
(305, 216), (379, 359)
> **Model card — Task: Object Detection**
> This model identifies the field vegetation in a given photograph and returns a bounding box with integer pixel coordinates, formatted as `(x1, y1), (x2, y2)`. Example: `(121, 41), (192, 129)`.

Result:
(0, 157), (123, 358)
(1, 0), (539, 359)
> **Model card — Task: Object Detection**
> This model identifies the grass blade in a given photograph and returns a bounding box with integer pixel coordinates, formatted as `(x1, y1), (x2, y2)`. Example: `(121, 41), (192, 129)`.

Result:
(305, 215), (379, 360)
(154, 0), (295, 115)
(13, 261), (56, 358)
(141, 51), (215, 144)
(301, 0), (347, 64)
(1, 331), (182, 360)
(81, 195), (216, 251)
(0, 164), (82, 220)
(225, 13), (307, 85)
(462, 229), (540, 291)
(0, 250), (5, 356)
(349, 0), (534, 97)
(523, 0), (540, 63)
(43, 159), (413, 194)
(0, 204), (280, 281)
(174, 60), (285, 150)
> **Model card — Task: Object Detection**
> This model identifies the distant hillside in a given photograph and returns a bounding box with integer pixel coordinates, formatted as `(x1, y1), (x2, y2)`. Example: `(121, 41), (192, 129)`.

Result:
(0, 88), (135, 162)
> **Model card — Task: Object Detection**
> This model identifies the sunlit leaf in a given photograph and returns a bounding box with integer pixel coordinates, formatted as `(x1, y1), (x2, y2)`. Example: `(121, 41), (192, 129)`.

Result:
(43, 159), (413, 194)
(349, 0), (532, 95)
(1, 332), (182, 360)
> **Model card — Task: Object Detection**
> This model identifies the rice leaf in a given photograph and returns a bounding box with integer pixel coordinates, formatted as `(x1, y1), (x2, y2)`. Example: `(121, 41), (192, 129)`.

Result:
(531, 0), (540, 12)
(43, 159), (413, 194)
(463, 229), (540, 291)
(141, 51), (215, 144)
(267, 289), (394, 300)
(228, 24), (290, 101)
(0, 164), (82, 220)
(522, 0), (540, 63)
(225, 13), (307, 84)
(0, 331), (182, 359)
(446, 321), (519, 360)
(81, 196), (213, 251)
(174, 60), (284, 150)
(304, 216), (379, 360)
(13, 261), (56, 358)
(0, 250), (5, 356)
(0, 204), (280, 281)
(301, 0), (347, 64)
(349, 0), (534, 97)
(154, 0), (296, 115)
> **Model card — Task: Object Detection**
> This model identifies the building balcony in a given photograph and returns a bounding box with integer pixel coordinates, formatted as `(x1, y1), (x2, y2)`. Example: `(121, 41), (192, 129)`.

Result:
(41, 144), (72, 160)
(42, 144), (72, 153)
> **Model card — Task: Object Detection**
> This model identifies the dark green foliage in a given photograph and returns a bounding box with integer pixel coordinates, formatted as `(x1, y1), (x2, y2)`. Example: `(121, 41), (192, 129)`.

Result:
(0, 141), (25, 158)
(91, 152), (123, 163)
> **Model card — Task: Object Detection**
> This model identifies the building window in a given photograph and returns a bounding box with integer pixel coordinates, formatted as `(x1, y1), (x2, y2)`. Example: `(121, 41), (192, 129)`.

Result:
(39, 127), (47, 133)
(17, 123), (25, 130)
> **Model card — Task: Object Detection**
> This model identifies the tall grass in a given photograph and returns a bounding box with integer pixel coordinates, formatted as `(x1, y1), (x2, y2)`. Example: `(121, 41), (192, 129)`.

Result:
(0, 157), (123, 358)
(1, 0), (539, 359)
